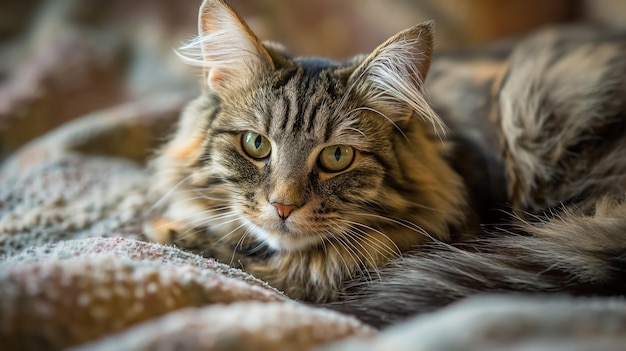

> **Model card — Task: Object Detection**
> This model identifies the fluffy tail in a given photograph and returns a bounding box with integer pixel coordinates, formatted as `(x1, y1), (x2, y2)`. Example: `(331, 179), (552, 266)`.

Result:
(329, 199), (626, 328)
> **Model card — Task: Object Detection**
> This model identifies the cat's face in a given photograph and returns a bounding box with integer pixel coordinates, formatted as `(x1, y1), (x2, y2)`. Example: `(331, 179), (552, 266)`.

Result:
(201, 57), (409, 250)
(150, 0), (467, 255)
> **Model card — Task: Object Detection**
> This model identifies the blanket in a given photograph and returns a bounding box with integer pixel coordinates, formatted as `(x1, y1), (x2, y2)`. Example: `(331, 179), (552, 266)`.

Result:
(2, 94), (626, 351)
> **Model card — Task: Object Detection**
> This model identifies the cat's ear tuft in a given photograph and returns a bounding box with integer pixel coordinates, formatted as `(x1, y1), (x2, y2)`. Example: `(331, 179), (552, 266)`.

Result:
(177, 0), (273, 93)
(348, 21), (443, 130)
(354, 21), (434, 84)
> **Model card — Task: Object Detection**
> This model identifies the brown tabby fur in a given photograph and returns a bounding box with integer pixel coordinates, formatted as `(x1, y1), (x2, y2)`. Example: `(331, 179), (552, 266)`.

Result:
(146, 0), (626, 327)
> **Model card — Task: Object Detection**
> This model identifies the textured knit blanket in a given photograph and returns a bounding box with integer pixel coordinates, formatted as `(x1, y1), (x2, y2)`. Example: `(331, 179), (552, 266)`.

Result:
(2, 95), (626, 351)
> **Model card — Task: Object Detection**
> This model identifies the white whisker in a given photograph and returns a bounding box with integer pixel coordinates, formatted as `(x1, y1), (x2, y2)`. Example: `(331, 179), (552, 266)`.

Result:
(147, 174), (194, 214)
(338, 220), (401, 260)
(216, 221), (248, 244)
(338, 217), (403, 255)
(327, 224), (370, 281)
(231, 226), (253, 265)
(340, 228), (383, 281)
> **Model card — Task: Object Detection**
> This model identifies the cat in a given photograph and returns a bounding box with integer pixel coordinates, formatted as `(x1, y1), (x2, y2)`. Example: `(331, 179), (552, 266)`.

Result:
(146, 0), (626, 328)
(146, 0), (469, 302)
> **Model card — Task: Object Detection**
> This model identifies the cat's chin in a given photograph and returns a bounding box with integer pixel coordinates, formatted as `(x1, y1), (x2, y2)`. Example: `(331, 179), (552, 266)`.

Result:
(246, 222), (323, 252)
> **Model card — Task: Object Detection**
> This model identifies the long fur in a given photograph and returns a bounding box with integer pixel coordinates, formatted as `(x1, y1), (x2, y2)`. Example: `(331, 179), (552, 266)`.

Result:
(147, 0), (626, 328)
(146, 0), (466, 303)
(330, 199), (626, 327)
(327, 26), (626, 327)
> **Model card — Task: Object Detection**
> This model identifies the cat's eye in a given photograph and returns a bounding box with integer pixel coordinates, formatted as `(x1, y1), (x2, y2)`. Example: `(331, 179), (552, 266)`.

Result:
(319, 145), (355, 172)
(242, 132), (272, 159)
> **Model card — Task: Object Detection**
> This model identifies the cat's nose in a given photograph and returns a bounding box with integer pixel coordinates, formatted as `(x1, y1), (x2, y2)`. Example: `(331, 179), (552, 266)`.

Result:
(271, 202), (298, 219)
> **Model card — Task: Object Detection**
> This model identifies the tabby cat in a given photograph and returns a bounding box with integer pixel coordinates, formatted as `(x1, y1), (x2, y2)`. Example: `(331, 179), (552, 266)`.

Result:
(146, 0), (626, 327)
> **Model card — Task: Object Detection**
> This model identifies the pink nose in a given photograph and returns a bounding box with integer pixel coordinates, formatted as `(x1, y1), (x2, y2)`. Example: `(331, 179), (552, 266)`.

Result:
(271, 202), (298, 219)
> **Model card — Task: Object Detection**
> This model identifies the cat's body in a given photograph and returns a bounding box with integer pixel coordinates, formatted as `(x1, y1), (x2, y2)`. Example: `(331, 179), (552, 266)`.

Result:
(334, 27), (626, 326)
(147, 0), (626, 327)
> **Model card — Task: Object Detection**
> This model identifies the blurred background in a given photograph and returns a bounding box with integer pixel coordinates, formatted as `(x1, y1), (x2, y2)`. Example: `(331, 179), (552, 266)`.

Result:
(1, 0), (625, 160)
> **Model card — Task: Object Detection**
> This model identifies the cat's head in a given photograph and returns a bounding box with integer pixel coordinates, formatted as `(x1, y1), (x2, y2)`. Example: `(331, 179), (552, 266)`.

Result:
(154, 0), (466, 253)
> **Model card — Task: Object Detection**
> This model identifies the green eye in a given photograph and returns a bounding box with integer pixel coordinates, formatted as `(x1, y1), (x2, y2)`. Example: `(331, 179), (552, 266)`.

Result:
(319, 145), (355, 172)
(242, 132), (271, 159)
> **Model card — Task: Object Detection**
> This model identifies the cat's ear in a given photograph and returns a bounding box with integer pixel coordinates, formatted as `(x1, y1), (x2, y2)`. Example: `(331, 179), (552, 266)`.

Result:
(180, 0), (274, 93)
(347, 22), (440, 126)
